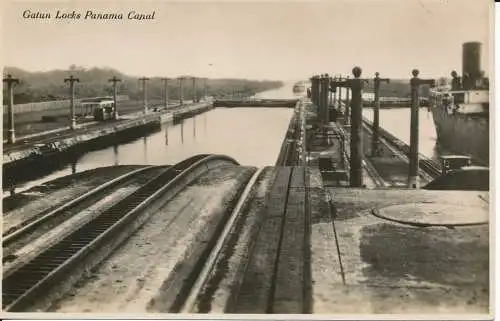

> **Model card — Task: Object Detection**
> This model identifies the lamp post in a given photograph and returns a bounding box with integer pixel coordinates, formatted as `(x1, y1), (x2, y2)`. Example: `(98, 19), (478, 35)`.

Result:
(3, 74), (19, 144)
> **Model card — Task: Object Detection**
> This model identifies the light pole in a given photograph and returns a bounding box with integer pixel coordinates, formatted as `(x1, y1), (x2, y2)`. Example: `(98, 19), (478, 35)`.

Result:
(109, 76), (121, 120)
(3, 74), (19, 144)
(64, 75), (79, 130)
(178, 77), (185, 106)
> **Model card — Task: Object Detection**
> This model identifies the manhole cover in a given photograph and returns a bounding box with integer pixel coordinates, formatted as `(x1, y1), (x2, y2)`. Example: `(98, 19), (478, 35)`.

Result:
(372, 203), (488, 226)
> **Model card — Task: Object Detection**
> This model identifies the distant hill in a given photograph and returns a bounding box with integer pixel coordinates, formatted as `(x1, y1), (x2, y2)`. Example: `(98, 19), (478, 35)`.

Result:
(3, 66), (284, 104)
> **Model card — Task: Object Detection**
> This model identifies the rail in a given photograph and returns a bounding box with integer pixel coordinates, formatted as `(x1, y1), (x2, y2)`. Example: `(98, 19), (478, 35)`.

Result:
(331, 125), (386, 188)
(2, 154), (240, 312)
(2, 167), (165, 270)
(2, 166), (158, 248)
(179, 167), (265, 313)
(362, 118), (441, 178)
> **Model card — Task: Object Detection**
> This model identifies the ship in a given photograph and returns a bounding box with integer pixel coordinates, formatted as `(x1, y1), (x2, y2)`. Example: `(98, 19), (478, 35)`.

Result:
(293, 82), (306, 94)
(429, 42), (489, 165)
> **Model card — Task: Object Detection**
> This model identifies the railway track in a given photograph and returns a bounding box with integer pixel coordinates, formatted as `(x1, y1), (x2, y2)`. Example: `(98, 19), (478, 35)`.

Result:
(328, 124), (386, 188)
(2, 166), (136, 214)
(160, 166), (298, 313)
(2, 154), (239, 312)
(177, 167), (265, 313)
(361, 119), (441, 179)
(2, 165), (165, 263)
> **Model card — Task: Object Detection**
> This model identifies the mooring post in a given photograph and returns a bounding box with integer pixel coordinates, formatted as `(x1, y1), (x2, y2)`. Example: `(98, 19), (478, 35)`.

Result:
(309, 76), (313, 103)
(408, 69), (435, 189)
(350, 67), (364, 187)
(179, 77), (185, 106)
(109, 76), (121, 120)
(330, 75), (334, 108)
(371, 72), (390, 157)
(332, 75), (337, 108)
(139, 77), (150, 114)
(312, 75), (319, 108)
(344, 76), (350, 126)
(338, 76), (343, 110)
(322, 74), (330, 128)
(161, 77), (169, 108)
(331, 67), (364, 187)
(64, 75), (80, 130)
(192, 77), (197, 103)
(316, 76), (322, 120)
(317, 75), (323, 120)
(3, 74), (19, 144)
(315, 75), (321, 108)
(310, 75), (318, 107)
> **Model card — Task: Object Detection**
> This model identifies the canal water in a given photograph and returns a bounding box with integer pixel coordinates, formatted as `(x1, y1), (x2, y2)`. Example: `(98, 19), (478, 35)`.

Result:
(5, 107), (295, 195)
(362, 107), (440, 161)
(4, 81), (440, 195)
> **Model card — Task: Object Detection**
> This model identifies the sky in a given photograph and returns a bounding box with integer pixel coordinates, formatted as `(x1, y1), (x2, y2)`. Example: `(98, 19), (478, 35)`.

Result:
(2, 0), (492, 81)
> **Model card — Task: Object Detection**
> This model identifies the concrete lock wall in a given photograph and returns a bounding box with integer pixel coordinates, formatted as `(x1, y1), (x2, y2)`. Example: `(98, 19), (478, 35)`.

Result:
(3, 95), (130, 115)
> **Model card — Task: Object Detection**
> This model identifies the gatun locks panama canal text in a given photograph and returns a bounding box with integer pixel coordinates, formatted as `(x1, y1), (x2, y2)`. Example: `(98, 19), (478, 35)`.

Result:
(22, 10), (155, 20)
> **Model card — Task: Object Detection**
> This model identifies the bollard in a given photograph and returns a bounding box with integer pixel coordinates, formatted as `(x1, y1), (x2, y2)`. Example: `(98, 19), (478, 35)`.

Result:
(162, 77), (170, 108)
(338, 77), (343, 110)
(309, 76), (314, 104)
(313, 75), (319, 106)
(192, 77), (197, 103)
(330, 75), (334, 108)
(344, 76), (350, 126)
(318, 75), (323, 119)
(311, 75), (319, 106)
(3, 74), (19, 144)
(64, 75), (80, 130)
(332, 75), (337, 108)
(331, 67), (364, 187)
(179, 77), (185, 106)
(316, 75), (323, 124)
(408, 69), (435, 189)
(109, 76), (121, 120)
(139, 77), (150, 114)
(315, 75), (321, 107)
(322, 74), (330, 127)
(371, 72), (390, 157)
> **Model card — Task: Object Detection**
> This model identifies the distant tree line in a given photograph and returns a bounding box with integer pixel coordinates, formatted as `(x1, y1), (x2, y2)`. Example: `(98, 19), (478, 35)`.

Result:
(3, 65), (284, 105)
(363, 79), (431, 98)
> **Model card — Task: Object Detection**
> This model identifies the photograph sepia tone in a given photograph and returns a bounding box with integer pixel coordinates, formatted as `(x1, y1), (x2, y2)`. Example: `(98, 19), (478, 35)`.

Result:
(1, 0), (493, 318)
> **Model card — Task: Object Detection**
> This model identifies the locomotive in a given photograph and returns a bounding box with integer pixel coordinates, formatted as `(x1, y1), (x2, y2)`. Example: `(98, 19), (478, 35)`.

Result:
(80, 97), (115, 121)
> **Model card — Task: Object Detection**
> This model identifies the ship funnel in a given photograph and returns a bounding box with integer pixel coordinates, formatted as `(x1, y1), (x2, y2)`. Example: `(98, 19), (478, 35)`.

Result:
(462, 42), (482, 89)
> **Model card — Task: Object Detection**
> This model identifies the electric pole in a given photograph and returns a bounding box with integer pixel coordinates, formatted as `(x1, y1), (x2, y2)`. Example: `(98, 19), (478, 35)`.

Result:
(109, 76), (121, 120)
(3, 74), (19, 144)
(64, 75), (80, 130)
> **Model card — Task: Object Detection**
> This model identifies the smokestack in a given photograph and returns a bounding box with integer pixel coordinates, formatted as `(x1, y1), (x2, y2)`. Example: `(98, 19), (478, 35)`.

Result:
(462, 42), (482, 89)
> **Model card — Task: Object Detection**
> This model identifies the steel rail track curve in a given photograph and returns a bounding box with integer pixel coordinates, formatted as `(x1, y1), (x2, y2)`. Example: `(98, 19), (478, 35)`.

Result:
(361, 119), (440, 180)
(3, 166), (160, 249)
(179, 167), (265, 313)
(2, 154), (239, 312)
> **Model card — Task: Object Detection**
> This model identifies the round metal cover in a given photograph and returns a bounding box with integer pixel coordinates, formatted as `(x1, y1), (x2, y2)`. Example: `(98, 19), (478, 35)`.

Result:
(372, 203), (488, 226)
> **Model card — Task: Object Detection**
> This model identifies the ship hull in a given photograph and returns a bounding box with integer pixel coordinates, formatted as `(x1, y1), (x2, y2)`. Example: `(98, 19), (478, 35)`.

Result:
(431, 106), (489, 165)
